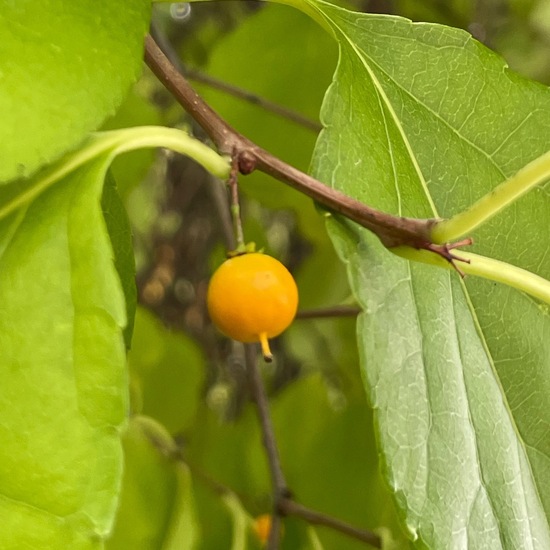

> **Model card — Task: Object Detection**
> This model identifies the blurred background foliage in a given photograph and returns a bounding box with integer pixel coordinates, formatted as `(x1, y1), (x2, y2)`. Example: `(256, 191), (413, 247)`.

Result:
(103, 1), (550, 548)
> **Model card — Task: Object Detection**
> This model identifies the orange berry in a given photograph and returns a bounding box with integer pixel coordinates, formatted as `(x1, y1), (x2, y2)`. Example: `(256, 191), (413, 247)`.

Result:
(207, 253), (298, 361)
(253, 514), (273, 545)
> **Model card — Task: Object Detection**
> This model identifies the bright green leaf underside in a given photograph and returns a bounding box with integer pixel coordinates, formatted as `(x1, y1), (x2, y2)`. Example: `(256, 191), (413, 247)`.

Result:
(290, 0), (550, 547)
(0, 157), (128, 548)
(0, 0), (151, 183)
(0, 126), (228, 548)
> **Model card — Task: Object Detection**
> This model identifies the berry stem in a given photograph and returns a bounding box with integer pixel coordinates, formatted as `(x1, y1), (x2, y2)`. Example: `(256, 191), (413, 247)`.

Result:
(259, 332), (273, 363)
(228, 154), (246, 249)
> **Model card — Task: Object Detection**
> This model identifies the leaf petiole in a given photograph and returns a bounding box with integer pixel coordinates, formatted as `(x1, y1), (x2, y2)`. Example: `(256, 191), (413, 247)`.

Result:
(0, 126), (231, 222)
(393, 246), (550, 305)
(432, 148), (550, 242)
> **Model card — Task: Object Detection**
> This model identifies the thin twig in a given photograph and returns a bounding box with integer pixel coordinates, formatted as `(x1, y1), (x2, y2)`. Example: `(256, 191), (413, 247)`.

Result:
(148, 420), (384, 549)
(295, 305), (361, 319)
(280, 498), (382, 548)
(186, 67), (323, 133)
(206, 173), (236, 251)
(144, 35), (448, 253)
(150, 21), (321, 133)
(244, 344), (288, 549)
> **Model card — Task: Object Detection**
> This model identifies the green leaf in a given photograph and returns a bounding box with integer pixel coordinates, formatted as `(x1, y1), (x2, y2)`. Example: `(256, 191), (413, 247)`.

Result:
(0, 158), (128, 548)
(102, 170), (137, 349)
(106, 417), (199, 550)
(289, 1), (550, 547)
(128, 307), (204, 434)
(0, 0), (151, 183)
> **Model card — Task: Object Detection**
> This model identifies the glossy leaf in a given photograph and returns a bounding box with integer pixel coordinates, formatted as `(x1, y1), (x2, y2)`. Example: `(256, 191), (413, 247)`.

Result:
(290, 1), (550, 547)
(0, 157), (128, 548)
(0, 0), (150, 183)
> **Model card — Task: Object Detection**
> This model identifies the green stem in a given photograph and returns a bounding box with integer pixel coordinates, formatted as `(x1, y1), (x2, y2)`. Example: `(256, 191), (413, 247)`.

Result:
(392, 246), (550, 305)
(432, 149), (550, 243)
(228, 158), (246, 249)
(0, 126), (230, 222)
(221, 492), (251, 550)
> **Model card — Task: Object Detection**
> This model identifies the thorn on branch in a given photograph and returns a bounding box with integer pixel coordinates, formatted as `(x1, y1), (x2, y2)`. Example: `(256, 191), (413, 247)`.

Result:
(423, 237), (473, 277)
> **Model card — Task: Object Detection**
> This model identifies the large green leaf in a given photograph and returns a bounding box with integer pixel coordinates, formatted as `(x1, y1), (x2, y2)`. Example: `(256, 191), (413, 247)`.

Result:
(287, 1), (550, 547)
(0, 0), (151, 183)
(0, 125), (229, 547)
(0, 157), (128, 547)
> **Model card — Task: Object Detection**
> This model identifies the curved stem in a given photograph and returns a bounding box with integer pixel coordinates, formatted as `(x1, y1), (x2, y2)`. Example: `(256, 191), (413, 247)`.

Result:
(432, 149), (550, 242)
(0, 126), (230, 222)
(221, 493), (250, 550)
(392, 246), (550, 305)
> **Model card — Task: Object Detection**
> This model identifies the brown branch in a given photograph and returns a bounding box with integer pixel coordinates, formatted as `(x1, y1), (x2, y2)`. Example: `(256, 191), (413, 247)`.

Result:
(141, 368), (382, 548)
(280, 498), (382, 548)
(186, 67), (323, 133)
(244, 344), (288, 549)
(150, 22), (322, 133)
(243, 344), (383, 549)
(144, 35), (447, 253)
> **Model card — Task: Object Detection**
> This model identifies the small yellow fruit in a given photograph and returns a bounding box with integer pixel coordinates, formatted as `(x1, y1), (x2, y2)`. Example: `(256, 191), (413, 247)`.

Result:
(253, 514), (273, 545)
(207, 253), (298, 361)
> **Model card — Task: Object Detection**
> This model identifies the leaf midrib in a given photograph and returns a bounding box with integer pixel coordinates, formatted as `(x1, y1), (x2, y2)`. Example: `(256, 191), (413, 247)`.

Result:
(327, 8), (510, 188)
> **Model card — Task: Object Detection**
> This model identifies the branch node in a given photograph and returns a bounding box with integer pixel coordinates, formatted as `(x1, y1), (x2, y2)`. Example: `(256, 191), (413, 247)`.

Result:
(237, 149), (257, 175)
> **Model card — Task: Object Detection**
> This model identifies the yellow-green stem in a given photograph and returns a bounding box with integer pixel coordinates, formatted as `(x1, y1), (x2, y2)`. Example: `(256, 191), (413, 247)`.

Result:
(0, 126), (230, 222)
(392, 246), (550, 305)
(432, 149), (550, 242)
